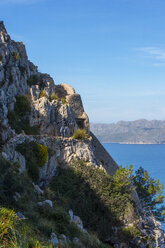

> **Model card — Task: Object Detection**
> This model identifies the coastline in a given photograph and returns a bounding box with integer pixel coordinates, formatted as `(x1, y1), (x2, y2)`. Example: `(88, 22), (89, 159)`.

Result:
(102, 142), (165, 144)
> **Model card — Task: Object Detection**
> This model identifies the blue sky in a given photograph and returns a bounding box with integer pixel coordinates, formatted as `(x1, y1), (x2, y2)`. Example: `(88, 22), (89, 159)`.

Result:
(1, 0), (165, 123)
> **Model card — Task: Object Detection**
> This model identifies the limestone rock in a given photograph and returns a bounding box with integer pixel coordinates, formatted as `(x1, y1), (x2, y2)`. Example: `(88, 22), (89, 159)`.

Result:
(33, 184), (44, 195)
(2, 133), (118, 185)
(38, 200), (53, 208)
(13, 192), (21, 201)
(61, 83), (75, 95)
(49, 233), (59, 247)
(39, 154), (57, 186)
(66, 93), (90, 132)
(59, 234), (67, 241)
(16, 212), (26, 220)
(14, 151), (26, 173)
(69, 209), (86, 233)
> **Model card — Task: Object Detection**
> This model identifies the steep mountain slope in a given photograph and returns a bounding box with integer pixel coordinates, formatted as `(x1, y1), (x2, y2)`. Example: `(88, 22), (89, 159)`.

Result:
(0, 22), (165, 248)
(91, 119), (165, 143)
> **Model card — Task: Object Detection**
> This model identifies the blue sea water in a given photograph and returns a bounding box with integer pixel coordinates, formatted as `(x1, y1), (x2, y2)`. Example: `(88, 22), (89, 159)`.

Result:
(103, 143), (165, 229)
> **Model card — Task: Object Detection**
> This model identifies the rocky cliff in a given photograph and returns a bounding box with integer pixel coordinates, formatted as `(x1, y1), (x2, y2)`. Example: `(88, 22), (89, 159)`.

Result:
(0, 21), (116, 179)
(0, 22), (165, 248)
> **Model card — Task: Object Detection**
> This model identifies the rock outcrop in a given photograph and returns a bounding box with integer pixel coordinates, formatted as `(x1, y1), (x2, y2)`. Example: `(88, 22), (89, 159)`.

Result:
(0, 20), (117, 180)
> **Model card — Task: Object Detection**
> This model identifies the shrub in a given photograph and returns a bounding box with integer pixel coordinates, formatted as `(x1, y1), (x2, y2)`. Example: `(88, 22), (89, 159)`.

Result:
(61, 97), (66, 104)
(0, 207), (18, 247)
(0, 207), (52, 248)
(8, 110), (39, 135)
(14, 95), (31, 117)
(16, 141), (48, 182)
(72, 129), (88, 140)
(40, 90), (47, 98)
(0, 158), (22, 204)
(120, 225), (141, 241)
(49, 93), (58, 102)
(27, 75), (39, 86)
(0, 157), (37, 208)
(12, 51), (19, 61)
(8, 95), (39, 135)
(37, 144), (48, 167)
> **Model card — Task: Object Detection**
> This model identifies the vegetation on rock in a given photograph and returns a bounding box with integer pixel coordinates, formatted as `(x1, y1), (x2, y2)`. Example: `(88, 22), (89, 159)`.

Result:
(16, 141), (48, 182)
(49, 93), (58, 102)
(61, 97), (67, 105)
(133, 166), (165, 222)
(14, 95), (31, 116)
(37, 144), (49, 167)
(0, 154), (164, 247)
(27, 75), (39, 86)
(72, 129), (88, 140)
(8, 95), (39, 135)
(12, 51), (19, 61)
(0, 156), (108, 248)
(0, 207), (19, 248)
(50, 160), (138, 241)
(40, 90), (47, 98)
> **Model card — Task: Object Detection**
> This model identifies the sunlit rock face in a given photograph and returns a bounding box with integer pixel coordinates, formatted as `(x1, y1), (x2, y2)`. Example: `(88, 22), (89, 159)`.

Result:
(0, 21), (117, 180)
(0, 21), (89, 143)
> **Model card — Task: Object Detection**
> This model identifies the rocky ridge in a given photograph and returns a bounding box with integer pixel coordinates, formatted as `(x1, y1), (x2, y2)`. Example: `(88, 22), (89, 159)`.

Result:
(0, 21), (165, 248)
(91, 120), (165, 144)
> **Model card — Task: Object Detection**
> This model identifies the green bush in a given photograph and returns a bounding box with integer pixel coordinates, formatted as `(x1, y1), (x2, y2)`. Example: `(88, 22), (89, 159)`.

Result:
(0, 207), (53, 248)
(49, 93), (58, 102)
(8, 95), (39, 135)
(37, 144), (48, 167)
(0, 158), (21, 205)
(72, 129), (88, 140)
(12, 52), (19, 61)
(27, 75), (39, 87)
(61, 97), (66, 104)
(40, 90), (47, 98)
(14, 95), (31, 117)
(120, 225), (141, 241)
(0, 157), (37, 208)
(0, 207), (18, 247)
(16, 141), (48, 182)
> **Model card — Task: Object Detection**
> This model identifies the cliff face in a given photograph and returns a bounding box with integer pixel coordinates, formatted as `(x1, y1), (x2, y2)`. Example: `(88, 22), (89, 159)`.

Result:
(0, 22), (165, 248)
(0, 20), (117, 182)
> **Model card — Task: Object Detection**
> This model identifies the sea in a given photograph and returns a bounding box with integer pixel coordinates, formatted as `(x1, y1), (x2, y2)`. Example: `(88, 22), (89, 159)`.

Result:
(103, 143), (165, 229)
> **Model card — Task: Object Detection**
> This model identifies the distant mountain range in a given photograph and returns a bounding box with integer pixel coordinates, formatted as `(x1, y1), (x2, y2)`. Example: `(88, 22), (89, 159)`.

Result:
(90, 119), (165, 144)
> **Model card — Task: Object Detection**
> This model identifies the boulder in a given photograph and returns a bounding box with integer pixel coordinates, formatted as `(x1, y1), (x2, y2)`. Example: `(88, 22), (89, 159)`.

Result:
(49, 233), (59, 247)
(38, 200), (53, 208)
(16, 212), (26, 220)
(61, 83), (75, 95)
